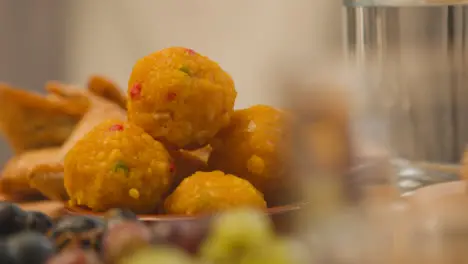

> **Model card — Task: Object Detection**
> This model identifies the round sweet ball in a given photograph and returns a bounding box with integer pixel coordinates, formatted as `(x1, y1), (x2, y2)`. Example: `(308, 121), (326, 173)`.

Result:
(64, 120), (174, 213)
(127, 47), (237, 150)
(164, 171), (266, 215)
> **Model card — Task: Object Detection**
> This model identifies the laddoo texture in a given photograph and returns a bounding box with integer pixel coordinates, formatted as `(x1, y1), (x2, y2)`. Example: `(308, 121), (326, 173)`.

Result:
(64, 120), (174, 213)
(208, 105), (290, 202)
(127, 47), (237, 149)
(164, 171), (266, 215)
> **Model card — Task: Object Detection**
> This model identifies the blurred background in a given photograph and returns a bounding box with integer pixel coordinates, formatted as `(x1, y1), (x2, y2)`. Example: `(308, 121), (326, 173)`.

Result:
(0, 0), (343, 166)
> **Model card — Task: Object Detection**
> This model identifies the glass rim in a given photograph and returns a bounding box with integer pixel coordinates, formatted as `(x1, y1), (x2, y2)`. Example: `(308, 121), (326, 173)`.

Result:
(344, 0), (468, 7)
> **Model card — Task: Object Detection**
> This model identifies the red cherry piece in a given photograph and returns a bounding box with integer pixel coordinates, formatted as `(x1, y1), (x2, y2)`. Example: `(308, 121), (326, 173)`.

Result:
(186, 48), (196, 55)
(130, 83), (142, 99)
(109, 124), (124, 131)
(167, 92), (177, 101)
(169, 162), (175, 173)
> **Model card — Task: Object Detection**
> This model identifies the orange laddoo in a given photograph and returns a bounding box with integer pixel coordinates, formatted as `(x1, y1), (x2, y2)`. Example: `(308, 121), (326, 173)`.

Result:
(164, 171), (266, 215)
(64, 120), (174, 213)
(127, 47), (237, 150)
(208, 105), (290, 202)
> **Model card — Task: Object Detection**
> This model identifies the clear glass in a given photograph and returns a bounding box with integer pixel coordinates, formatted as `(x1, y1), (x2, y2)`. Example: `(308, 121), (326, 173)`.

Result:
(331, 2), (468, 262)
(345, 2), (468, 163)
(282, 59), (403, 263)
(283, 50), (468, 264)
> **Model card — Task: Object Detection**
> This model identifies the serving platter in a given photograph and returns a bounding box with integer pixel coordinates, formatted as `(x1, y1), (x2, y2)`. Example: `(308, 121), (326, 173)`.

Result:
(64, 202), (306, 236)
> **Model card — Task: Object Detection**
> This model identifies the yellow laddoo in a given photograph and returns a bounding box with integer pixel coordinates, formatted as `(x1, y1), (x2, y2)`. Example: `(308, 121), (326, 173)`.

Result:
(64, 120), (174, 213)
(164, 171), (266, 215)
(208, 105), (290, 202)
(127, 47), (237, 150)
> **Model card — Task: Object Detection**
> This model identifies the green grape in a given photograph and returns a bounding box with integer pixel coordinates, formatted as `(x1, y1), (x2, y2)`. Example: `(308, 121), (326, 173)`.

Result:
(240, 238), (309, 264)
(200, 208), (275, 264)
(119, 246), (193, 264)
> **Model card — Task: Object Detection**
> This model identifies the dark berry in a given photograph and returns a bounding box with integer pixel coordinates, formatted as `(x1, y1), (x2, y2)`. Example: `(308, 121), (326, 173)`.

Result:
(8, 231), (56, 264)
(0, 242), (15, 264)
(50, 216), (105, 252)
(25, 211), (53, 234)
(54, 228), (104, 253)
(0, 202), (27, 236)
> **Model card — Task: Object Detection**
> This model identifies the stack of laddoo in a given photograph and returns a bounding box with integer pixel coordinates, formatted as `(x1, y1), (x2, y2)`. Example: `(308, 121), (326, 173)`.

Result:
(64, 47), (293, 215)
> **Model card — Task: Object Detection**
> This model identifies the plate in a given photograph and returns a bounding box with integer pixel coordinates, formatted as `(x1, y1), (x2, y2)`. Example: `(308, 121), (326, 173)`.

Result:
(65, 202), (306, 234)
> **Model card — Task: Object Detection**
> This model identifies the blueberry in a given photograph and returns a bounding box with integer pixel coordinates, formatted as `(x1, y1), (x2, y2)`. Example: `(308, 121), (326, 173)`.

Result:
(0, 202), (27, 236)
(25, 211), (53, 234)
(8, 231), (56, 264)
(0, 242), (15, 264)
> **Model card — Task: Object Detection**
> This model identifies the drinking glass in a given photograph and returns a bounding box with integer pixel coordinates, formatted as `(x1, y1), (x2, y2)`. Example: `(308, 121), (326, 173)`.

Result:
(344, 0), (468, 163)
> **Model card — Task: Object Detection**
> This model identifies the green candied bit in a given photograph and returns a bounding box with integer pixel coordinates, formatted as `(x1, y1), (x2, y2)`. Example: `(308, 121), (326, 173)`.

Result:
(114, 161), (129, 175)
(179, 66), (191, 75)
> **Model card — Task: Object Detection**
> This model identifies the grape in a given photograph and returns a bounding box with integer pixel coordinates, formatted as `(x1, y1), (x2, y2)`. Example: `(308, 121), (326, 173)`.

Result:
(46, 248), (102, 264)
(8, 231), (56, 264)
(25, 211), (53, 234)
(240, 238), (309, 264)
(50, 216), (105, 252)
(151, 219), (209, 253)
(0, 202), (28, 236)
(119, 246), (193, 264)
(200, 208), (274, 263)
(102, 221), (153, 263)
